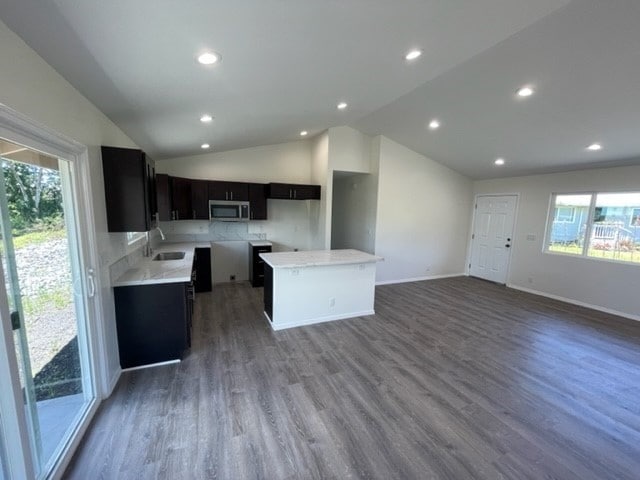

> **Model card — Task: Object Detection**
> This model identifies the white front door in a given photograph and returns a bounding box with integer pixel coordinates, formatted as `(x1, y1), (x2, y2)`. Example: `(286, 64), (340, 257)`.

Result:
(469, 195), (518, 284)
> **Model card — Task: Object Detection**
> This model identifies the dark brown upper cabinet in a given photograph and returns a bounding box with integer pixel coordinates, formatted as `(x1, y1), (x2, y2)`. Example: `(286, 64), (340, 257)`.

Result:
(209, 181), (249, 201)
(170, 177), (192, 220)
(102, 146), (156, 232)
(191, 180), (209, 220)
(267, 183), (320, 200)
(156, 174), (171, 221)
(248, 183), (268, 220)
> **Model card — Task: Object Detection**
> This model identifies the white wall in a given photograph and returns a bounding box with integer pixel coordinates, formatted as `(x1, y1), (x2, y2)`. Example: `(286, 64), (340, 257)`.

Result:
(310, 132), (330, 249)
(328, 125), (371, 173)
(0, 19), (141, 394)
(156, 140), (311, 183)
(374, 136), (473, 283)
(473, 165), (640, 320)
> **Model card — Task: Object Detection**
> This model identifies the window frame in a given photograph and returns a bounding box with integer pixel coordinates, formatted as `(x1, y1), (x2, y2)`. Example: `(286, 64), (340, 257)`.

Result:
(544, 191), (640, 266)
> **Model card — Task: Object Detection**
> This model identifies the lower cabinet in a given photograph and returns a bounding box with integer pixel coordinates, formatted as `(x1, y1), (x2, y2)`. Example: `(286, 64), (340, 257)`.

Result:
(194, 247), (212, 292)
(263, 263), (273, 320)
(249, 244), (272, 287)
(114, 281), (193, 368)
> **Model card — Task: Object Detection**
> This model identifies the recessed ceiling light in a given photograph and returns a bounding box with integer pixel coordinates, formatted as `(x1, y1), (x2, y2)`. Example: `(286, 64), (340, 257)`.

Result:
(197, 52), (220, 65)
(200, 114), (213, 123)
(405, 49), (422, 61)
(587, 143), (602, 151)
(494, 158), (505, 166)
(300, 131), (308, 136)
(428, 119), (440, 130)
(201, 143), (210, 149)
(337, 102), (348, 110)
(516, 85), (535, 97)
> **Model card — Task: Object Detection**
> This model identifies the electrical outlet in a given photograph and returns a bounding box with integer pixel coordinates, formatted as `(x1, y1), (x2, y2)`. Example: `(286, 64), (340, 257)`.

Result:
(329, 297), (335, 307)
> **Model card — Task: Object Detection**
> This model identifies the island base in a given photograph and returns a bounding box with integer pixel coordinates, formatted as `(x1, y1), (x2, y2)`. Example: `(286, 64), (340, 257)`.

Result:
(263, 261), (377, 330)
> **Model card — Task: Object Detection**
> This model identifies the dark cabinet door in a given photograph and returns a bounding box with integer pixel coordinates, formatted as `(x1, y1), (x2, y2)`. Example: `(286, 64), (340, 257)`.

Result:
(114, 283), (190, 368)
(191, 180), (209, 219)
(248, 183), (267, 220)
(250, 244), (271, 287)
(194, 248), (212, 292)
(102, 146), (151, 232)
(227, 182), (249, 201)
(156, 174), (171, 221)
(267, 183), (293, 199)
(209, 181), (249, 201)
(171, 177), (192, 220)
(293, 184), (321, 200)
(267, 183), (320, 200)
(208, 180), (228, 200)
(264, 264), (273, 320)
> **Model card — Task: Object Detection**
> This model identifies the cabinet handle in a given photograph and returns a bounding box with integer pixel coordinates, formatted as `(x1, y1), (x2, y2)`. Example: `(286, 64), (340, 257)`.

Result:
(230, 191), (233, 200)
(176, 211), (179, 220)
(225, 192), (228, 200)
(289, 188), (292, 199)
(172, 210), (176, 220)
(193, 210), (196, 219)
(294, 189), (297, 199)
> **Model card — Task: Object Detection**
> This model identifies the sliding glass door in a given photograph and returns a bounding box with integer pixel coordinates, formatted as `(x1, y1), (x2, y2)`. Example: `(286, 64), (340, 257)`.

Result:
(0, 138), (96, 478)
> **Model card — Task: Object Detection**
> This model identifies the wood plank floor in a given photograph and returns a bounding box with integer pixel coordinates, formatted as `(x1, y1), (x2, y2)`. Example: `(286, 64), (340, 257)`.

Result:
(64, 277), (640, 479)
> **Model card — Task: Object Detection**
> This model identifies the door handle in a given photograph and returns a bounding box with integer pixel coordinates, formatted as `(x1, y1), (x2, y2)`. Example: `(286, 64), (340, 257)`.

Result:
(87, 268), (96, 298)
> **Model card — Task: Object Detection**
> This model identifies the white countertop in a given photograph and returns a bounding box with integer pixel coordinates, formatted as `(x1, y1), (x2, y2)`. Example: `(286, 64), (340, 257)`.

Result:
(113, 242), (210, 287)
(249, 241), (273, 247)
(259, 249), (383, 268)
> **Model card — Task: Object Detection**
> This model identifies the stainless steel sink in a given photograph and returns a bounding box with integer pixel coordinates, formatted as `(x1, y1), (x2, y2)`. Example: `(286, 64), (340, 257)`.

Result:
(153, 251), (185, 261)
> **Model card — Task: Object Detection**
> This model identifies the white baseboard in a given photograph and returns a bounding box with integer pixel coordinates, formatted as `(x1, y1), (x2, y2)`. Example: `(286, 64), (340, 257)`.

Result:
(267, 310), (376, 331)
(122, 359), (180, 373)
(507, 284), (640, 323)
(376, 273), (465, 286)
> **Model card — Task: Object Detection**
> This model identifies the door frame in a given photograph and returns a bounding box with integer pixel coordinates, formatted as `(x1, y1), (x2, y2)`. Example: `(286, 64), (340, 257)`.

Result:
(0, 103), (106, 479)
(467, 193), (520, 284)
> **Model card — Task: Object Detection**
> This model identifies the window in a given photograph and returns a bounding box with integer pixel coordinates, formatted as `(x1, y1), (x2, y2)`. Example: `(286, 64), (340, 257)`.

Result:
(127, 231), (145, 245)
(545, 192), (640, 265)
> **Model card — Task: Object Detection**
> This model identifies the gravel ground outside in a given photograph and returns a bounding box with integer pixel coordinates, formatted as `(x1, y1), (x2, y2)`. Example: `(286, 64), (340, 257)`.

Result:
(12, 237), (77, 377)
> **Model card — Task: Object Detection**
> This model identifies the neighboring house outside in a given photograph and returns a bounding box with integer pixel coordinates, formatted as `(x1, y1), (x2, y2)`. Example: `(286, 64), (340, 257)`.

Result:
(550, 205), (640, 247)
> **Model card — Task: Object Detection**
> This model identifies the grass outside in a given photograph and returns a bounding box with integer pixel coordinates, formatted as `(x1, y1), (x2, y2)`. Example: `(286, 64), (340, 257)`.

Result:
(549, 243), (640, 264)
(12, 228), (66, 249)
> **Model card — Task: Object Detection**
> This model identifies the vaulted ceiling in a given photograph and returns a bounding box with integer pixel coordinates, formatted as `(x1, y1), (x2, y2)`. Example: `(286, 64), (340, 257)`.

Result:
(1, 0), (639, 179)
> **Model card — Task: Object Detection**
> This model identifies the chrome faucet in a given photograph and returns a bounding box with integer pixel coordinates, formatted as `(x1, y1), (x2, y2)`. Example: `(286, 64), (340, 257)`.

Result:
(156, 225), (166, 241)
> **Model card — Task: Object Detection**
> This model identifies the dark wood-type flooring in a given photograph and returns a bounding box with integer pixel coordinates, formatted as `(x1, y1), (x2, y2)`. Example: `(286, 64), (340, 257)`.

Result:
(64, 277), (640, 479)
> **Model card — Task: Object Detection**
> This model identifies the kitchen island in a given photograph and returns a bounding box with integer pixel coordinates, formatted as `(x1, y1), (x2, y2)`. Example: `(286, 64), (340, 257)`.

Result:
(259, 249), (382, 330)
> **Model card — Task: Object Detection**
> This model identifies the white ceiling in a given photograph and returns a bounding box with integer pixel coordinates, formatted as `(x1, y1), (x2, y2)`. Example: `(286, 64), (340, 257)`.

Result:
(2, 0), (639, 179)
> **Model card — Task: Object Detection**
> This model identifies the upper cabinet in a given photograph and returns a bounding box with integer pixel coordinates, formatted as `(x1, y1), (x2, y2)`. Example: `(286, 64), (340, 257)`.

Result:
(267, 183), (321, 200)
(248, 183), (268, 220)
(191, 180), (209, 220)
(209, 181), (249, 201)
(170, 177), (192, 220)
(102, 146), (156, 232)
(156, 174), (171, 221)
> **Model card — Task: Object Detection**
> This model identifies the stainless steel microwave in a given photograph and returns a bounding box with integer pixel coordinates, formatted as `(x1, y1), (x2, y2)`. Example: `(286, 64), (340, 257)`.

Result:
(209, 200), (250, 221)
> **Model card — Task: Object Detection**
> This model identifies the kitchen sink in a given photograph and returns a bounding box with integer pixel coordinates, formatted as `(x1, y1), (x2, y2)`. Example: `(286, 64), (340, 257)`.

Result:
(153, 251), (186, 261)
